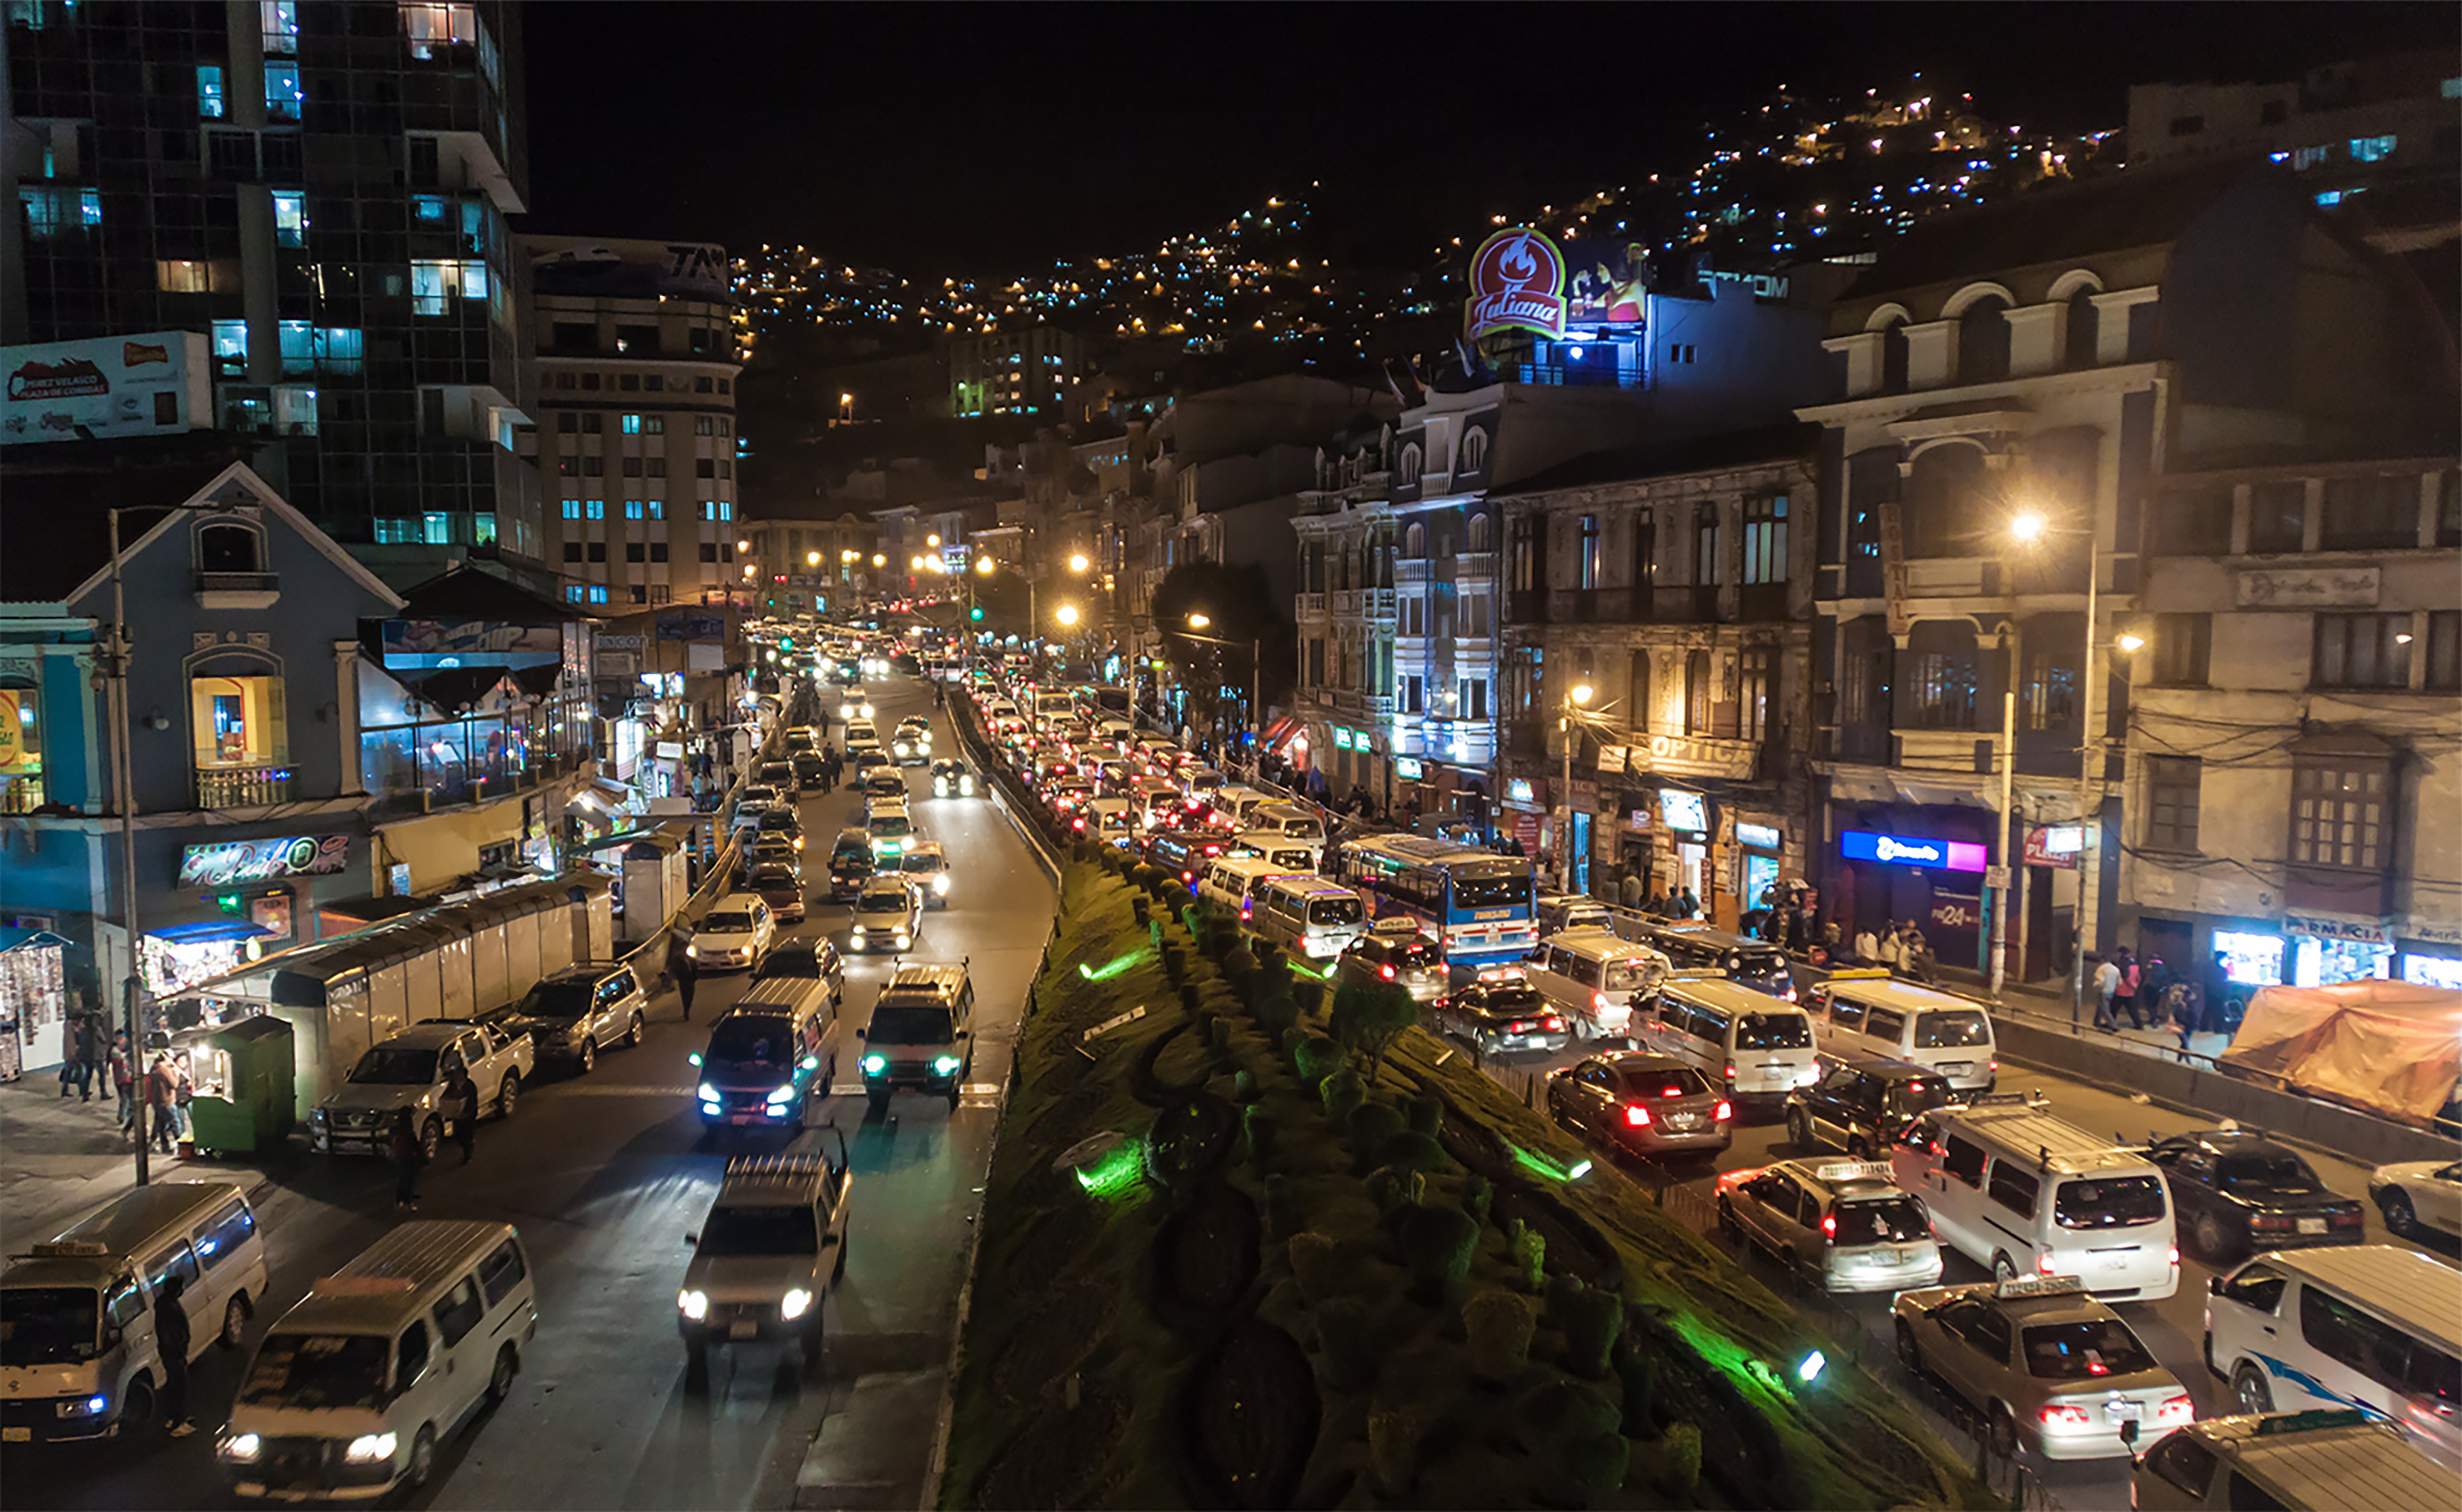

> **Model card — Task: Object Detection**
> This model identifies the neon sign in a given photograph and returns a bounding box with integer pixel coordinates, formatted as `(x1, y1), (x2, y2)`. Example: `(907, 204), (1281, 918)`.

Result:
(1838, 829), (1987, 873)
(1463, 229), (1568, 341)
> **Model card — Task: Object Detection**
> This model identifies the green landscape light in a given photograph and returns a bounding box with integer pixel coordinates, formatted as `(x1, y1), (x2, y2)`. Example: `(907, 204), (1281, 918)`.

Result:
(1795, 1350), (1827, 1385)
(1567, 1159), (1594, 1180)
(215, 893), (243, 914)
(1073, 1139), (1145, 1198)
(1077, 949), (1141, 983)
(1289, 957), (1332, 982)
(1506, 1142), (1579, 1183)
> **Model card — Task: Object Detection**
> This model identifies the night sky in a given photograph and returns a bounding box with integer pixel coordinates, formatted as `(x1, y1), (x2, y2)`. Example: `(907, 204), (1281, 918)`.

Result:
(522, 2), (2457, 276)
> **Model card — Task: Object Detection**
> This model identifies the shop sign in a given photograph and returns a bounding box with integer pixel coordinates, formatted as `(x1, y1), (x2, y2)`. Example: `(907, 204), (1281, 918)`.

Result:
(1735, 821), (1781, 851)
(2, 330), (211, 447)
(600, 634), (647, 650)
(1595, 744), (1631, 777)
(2402, 917), (2462, 947)
(178, 834), (349, 888)
(1929, 895), (1983, 932)
(1625, 809), (1652, 834)
(1839, 829), (1988, 873)
(1507, 777), (1537, 806)
(2234, 567), (2379, 609)
(654, 741), (686, 760)
(1658, 790), (1709, 835)
(1394, 756), (1424, 780)
(2023, 824), (2083, 869)
(1332, 727), (1354, 750)
(2283, 911), (2392, 945)
(1644, 731), (1756, 779)
(1463, 228), (1568, 341)
(658, 612), (727, 642)
(1569, 779), (1600, 808)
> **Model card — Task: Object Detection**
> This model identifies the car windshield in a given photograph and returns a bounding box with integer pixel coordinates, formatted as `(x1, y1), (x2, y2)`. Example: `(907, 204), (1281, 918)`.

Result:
(1602, 959), (1658, 992)
(2021, 1318), (2158, 1379)
(1452, 870), (1531, 910)
(1477, 986), (1548, 1016)
(2054, 1175), (2169, 1230)
(869, 816), (912, 836)
(697, 1205), (819, 1257)
(1309, 896), (1365, 927)
(1914, 1010), (1992, 1049)
(1616, 1066), (1711, 1098)
(756, 949), (822, 979)
(348, 1046), (438, 1084)
(703, 910), (757, 933)
(857, 889), (910, 914)
(240, 1332), (390, 1409)
(1832, 1196), (1929, 1246)
(1736, 1013), (1812, 1050)
(2217, 1153), (2323, 1194)
(869, 1002), (954, 1044)
(758, 812), (799, 829)
(834, 838), (871, 861)
(705, 1016), (795, 1064)
(750, 866), (797, 887)
(739, 786), (777, 804)
(514, 979), (595, 1020)
(2, 1287), (100, 1366)
(933, 763), (963, 776)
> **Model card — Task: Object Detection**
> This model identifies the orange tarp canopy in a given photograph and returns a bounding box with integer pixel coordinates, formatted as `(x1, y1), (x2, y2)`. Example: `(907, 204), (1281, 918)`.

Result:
(2218, 980), (2462, 1128)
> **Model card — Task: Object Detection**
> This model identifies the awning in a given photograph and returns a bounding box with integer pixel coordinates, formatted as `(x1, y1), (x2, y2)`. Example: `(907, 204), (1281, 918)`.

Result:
(148, 921), (277, 947)
(397, 665), (511, 714)
(1260, 716), (1304, 751)
(0, 927), (71, 953)
(566, 778), (634, 813)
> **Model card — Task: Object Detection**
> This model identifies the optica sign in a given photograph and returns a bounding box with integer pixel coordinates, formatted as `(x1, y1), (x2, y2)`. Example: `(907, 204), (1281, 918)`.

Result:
(1838, 829), (1987, 873)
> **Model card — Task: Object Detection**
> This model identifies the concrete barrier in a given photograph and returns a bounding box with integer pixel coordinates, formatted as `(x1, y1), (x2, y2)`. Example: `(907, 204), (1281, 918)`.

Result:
(1988, 1011), (2459, 1168)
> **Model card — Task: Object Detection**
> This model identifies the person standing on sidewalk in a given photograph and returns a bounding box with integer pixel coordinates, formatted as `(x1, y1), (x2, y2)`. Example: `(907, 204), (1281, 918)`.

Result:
(2113, 947), (2143, 1030)
(445, 1062), (479, 1164)
(387, 1108), (424, 1211)
(671, 932), (701, 1021)
(1853, 925), (1880, 968)
(148, 1053), (180, 1155)
(2091, 953), (2122, 1032)
(156, 1272), (195, 1436)
(109, 1032), (135, 1133)
(2201, 951), (2236, 1036)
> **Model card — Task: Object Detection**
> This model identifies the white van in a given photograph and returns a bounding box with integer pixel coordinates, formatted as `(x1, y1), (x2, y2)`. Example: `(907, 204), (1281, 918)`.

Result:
(1226, 831), (1322, 872)
(1248, 801), (1326, 843)
(1809, 970), (2000, 1093)
(2204, 1246), (2460, 1468)
(2134, 1408), (2456, 1512)
(1207, 785), (1273, 832)
(1640, 974), (1819, 1101)
(1, 1180), (269, 1441)
(221, 1220), (539, 1500)
(1198, 856), (1309, 923)
(1891, 1092), (2179, 1302)
(1247, 877), (1368, 960)
(1526, 929), (1672, 1038)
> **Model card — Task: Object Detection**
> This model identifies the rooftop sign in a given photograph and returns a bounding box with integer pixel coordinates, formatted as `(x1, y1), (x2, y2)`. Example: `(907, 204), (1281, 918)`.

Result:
(1464, 229), (1568, 342)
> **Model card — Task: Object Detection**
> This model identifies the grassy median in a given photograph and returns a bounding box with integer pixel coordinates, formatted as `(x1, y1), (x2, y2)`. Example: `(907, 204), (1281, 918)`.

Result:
(939, 855), (1990, 1509)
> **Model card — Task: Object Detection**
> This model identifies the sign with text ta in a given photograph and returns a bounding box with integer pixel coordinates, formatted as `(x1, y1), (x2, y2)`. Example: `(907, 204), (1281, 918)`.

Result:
(1464, 229), (1568, 342)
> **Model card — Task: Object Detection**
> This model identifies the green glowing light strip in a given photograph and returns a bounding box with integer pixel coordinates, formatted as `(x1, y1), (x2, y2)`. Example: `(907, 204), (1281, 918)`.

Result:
(1076, 949), (1142, 982)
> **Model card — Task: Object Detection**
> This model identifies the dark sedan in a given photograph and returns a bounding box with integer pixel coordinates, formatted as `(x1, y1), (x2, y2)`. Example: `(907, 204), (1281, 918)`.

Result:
(1429, 980), (1569, 1058)
(2147, 1128), (2365, 1262)
(1547, 1051), (1733, 1160)
(744, 862), (807, 924)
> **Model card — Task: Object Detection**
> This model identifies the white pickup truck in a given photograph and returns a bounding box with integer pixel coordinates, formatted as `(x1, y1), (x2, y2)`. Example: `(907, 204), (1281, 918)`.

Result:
(308, 1019), (534, 1160)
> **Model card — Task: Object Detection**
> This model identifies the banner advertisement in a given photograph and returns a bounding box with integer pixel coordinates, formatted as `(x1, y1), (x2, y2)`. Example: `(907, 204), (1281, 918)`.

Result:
(1463, 229), (1568, 341)
(3, 331), (212, 446)
(178, 834), (351, 888)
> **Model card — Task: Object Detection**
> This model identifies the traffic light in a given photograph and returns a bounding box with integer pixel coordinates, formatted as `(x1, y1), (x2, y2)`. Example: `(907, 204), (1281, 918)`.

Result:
(969, 605), (984, 622)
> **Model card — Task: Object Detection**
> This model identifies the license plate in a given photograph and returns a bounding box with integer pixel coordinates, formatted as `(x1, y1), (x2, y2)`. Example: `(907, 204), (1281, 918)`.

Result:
(3, 1427), (31, 1442)
(1667, 1115), (1699, 1130)
(2296, 1217), (2326, 1235)
(1878, 1250), (1904, 1266)
(1941, 1062), (1972, 1076)
(730, 1114), (761, 1126)
(2103, 1253), (2133, 1271)
(2104, 1401), (2144, 1422)
(729, 1320), (758, 1340)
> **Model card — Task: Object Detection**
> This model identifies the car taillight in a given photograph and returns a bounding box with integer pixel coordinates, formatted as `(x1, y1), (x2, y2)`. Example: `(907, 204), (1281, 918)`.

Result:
(2041, 1404), (2094, 1430)
(2167, 1244), (2181, 1267)
(2156, 1394), (2194, 1426)
(1542, 1016), (1564, 1031)
(1592, 991), (1609, 1012)
(1723, 1063), (1736, 1080)
(2038, 1252), (2057, 1275)
(1380, 964), (1395, 981)
(1988, 1059), (1999, 1072)
(2331, 1209), (2363, 1226)
(1623, 1104), (1651, 1128)
(1072, 817), (1086, 831)
(1714, 1100), (1732, 1122)
(2253, 1215), (2291, 1230)
(1821, 1213), (1835, 1239)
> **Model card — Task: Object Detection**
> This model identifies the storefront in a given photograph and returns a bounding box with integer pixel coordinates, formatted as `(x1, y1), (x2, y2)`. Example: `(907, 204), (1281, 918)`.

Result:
(0, 927), (69, 1077)
(2284, 911), (2395, 987)
(1501, 775), (1545, 860)
(141, 919), (279, 1002)
(1832, 823), (1993, 972)
(1734, 819), (1786, 915)
(2396, 918), (2462, 990)
(1656, 788), (1713, 910)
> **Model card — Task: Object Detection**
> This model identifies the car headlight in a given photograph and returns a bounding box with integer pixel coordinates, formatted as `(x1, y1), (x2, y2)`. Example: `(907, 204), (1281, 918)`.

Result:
(221, 1430), (261, 1460)
(765, 1084), (797, 1106)
(58, 1393), (108, 1418)
(861, 1053), (887, 1074)
(781, 1287), (814, 1321)
(933, 1054), (963, 1076)
(677, 1288), (708, 1321)
(932, 874), (950, 895)
(697, 1081), (720, 1103)
(344, 1432), (397, 1464)
(961, 777), (974, 794)
(852, 923), (867, 935)
(686, 942), (699, 958)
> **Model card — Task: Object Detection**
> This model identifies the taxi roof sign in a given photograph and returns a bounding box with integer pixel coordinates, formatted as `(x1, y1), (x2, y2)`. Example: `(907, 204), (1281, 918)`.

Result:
(1811, 1161), (1898, 1185)
(29, 1240), (111, 1258)
(1992, 1274), (2086, 1301)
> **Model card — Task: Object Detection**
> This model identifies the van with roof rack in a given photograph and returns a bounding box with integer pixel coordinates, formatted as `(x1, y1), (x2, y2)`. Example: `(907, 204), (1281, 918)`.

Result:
(1891, 1091), (2180, 1301)
(2133, 1407), (2456, 1511)
(676, 1148), (850, 1375)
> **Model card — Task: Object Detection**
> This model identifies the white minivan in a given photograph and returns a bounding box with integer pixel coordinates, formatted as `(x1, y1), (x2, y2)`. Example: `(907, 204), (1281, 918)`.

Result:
(1808, 970), (2000, 1093)
(2204, 1245), (2461, 1469)
(1641, 974), (1820, 1102)
(1226, 831), (1322, 873)
(1207, 786), (1274, 833)
(2, 1180), (269, 1442)
(1247, 801), (1326, 843)
(220, 1220), (538, 1500)
(1198, 856), (1309, 923)
(1247, 877), (1367, 960)
(1891, 1092), (2181, 1302)
(1525, 929), (1671, 1038)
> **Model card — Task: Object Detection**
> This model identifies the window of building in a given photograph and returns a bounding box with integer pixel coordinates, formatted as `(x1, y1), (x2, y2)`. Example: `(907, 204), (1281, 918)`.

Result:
(581, 456), (603, 478)
(1458, 677), (1488, 721)
(261, 0), (297, 51)
(621, 457), (641, 477)
(1738, 647), (1772, 744)
(696, 458), (716, 478)
(699, 544), (718, 564)
(618, 373), (640, 391)
(198, 65), (225, 119)
(2062, 289), (2098, 370)
(584, 500), (604, 520)
(590, 586), (609, 605)
(1741, 496), (1788, 585)
(2248, 480), (2307, 552)
(402, 2), (480, 58)
(560, 500), (581, 521)
(1956, 295), (2012, 384)
(410, 259), (486, 315)
(157, 259), (212, 293)
(2152, 486), (2234, 555)
(1682, 651), (1713, 733)
(261, 61), (302, 120)
(694, 416), (714, 436)
(2319, 474), (2419, 550)
(2314, 613), (2411, 689)
(271, 190), (306, 247)
(1399, 674), (1423, 714)
(1914, 651), (1979, 729)
(555, 413), (577, 433)
(643, 416), (665, 435)
(585, 542), (606, 563)
(2348, 134), (2397, 163)
(2023, 644), (2076, 730)
(1577, 515), (1602, 589)
(2291, 759), (2387, 870)
(196, 523), (263, 576)
(18, 186), (101, 239)
(191, 666), (286, 772)
(2145, 756), (2201, 852)
(2148, 613), (2212, 686)
(212, 321), (247, 376)
(648, 542), (668, 561)
(645, 457), (665, 478)
(695, 376), (714, 394)
(620, 413), (642, 435)
(2429, 612), (2461, 693)
(1695, 505), (1726, 586)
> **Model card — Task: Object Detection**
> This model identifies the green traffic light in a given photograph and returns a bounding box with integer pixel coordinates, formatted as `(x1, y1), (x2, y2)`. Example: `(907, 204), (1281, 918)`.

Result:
(970, 606), (984, 621)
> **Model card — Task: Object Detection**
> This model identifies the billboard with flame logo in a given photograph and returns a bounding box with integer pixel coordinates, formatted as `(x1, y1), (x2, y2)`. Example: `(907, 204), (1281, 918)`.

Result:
(1463, 229), (1568, 341)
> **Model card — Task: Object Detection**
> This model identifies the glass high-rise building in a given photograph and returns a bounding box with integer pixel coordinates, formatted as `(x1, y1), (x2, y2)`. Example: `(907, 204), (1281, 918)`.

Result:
(1, 0), (541, 576)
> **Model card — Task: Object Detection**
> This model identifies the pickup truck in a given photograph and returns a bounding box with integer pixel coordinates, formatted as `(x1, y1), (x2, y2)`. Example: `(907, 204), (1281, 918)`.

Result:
(307, 1019), (534, 1161)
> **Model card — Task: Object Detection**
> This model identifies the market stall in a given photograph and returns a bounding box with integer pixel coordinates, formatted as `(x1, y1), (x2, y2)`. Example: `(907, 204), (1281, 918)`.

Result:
(168, 1012), (295, 1156)
(0, 927), (70, 1078)
(2218, 980), (2462, 1129)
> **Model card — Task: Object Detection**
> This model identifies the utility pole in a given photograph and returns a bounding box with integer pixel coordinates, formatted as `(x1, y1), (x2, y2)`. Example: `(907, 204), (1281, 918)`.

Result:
(106, 507), (149, 1185)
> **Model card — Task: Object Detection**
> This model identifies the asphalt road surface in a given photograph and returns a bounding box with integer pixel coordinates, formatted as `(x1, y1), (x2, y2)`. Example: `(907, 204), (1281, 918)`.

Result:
(1469, 970), (2456, 1512)
(0, 672), (1057, 1511)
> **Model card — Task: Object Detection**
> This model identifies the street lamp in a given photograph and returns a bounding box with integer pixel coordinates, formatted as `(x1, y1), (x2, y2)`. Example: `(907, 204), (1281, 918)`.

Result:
(1180, 613), (1263, 768)
(1068, 552), (1090, 574)
(928, 534), (942, 548)
(976, 557), (995, 575)
(871, 554), (886, 567)
(1055, 603), (1080, 628)
(1562, 684), (1594, 893)
(1187, 613), (1211, 629)
(805, 550), (821, 568)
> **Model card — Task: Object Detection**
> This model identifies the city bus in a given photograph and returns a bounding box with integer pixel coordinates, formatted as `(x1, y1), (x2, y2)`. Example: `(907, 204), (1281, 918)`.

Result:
(1331, 834), (1537, 972)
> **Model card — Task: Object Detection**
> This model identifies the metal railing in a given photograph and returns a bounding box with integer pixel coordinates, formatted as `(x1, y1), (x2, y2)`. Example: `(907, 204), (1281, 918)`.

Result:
(194, 759), (293, 809)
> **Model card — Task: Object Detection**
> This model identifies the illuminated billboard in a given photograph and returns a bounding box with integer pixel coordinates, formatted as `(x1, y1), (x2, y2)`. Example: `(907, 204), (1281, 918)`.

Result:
(2, 331), (212, 447)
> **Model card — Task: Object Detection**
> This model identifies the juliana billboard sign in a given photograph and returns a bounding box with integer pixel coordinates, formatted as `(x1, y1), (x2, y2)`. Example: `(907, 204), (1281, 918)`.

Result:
(1463, 229), (1568, 341)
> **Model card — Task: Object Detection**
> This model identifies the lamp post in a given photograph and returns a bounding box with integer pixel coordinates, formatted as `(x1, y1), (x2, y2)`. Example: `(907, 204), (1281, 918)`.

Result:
(1182, 614), (1262, 764)
(1561, 683), (1594, 893)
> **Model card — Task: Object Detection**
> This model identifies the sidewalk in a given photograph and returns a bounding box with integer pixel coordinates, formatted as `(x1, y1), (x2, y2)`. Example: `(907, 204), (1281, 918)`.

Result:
(1937, 968), (2238, 1065)
(0, 1074), (208, 1243)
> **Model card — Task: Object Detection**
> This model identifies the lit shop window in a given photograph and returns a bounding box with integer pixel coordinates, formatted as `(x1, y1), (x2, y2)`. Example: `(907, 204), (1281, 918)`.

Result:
(410, 259), (488, 315)
(401, 2), (479, 59)
(198, 65), (226, 119)
(261, 0), (298, 51)
(212, 320), (248, 376)
(0, 685), (43, 816)
(18, 186), (100, 239)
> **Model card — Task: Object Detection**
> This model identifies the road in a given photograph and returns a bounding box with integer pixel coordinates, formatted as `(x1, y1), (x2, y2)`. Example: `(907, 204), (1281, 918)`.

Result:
(1468, 966), (2456, 1511)
(0, 671), (1056, 1511)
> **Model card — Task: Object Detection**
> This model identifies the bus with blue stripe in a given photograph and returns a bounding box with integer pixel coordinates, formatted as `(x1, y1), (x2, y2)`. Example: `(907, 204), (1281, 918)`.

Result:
(1331, 835), (1536, 971)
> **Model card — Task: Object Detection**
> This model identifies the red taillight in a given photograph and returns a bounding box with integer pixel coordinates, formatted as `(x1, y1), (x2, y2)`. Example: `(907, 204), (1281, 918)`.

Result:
(1542, 1016), (1564, 1031)
(1714, 1100), (1732, 1122)
(2038, 1253), (2057, 1275)
(1624, 1104), (1651, 1128)
(2041, 1404), (2093, 1429)
(1988, 1059), (1999, 1072)
(2156, 1394), (2194, 1426)
(1592, 991), (1609, 1012)
(2167, 1244), (2181, 1267)
(1723, 1064), (1737, 1080)
(2253, 1215), (2291, 1230)
(1380, 964), (1395, 981)
(1072, 817), (1086, 831)
(1821, 1213), (1836, 1239)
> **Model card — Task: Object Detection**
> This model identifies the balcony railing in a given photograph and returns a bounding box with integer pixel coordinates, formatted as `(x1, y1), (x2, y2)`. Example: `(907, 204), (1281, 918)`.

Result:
(362, 710), (589, 812)
(1367, 587), (1397, 621)
(1331, 589), (1363, 616)
(195, 759), (294, 810)
(1, 772), (45, 815)
(1295, 592), (1327, 618)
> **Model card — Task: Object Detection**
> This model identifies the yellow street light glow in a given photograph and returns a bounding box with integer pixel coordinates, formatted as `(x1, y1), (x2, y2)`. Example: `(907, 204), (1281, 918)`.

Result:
(976, 557), (995, 575)
(1068, 552), (1090, 573)
(2115, 632), (2147, 653)
(1187, 613), (1211, 629)
(871, 554), (886, 567)
(910, 556), (925, 570)
(2009, 512), (2047, 544)
(927, 534), (941, 547)
(1571, 684), (1595, 705)
(842, 549), (859, 562)
(1055, 605), (1080, 627)
(736, 538), (751, 552)
(839, 391), (853, 406)
(805, 550), (821, 566)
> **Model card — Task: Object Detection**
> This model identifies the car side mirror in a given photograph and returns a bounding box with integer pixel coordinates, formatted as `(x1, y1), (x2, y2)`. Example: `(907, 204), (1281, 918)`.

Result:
(854, 1027), (865, 1039)
(955, 1029), (970, 1040)
(684, 1231), (698, 1246)
(2208, 1273), (2225, 1296)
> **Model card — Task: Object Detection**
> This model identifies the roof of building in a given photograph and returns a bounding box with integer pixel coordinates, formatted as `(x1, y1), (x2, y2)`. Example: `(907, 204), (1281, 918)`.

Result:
(1840, 160), (2271, 302)
(0, 450), (250, 605)
(1489, 421), (1820, 499)
(389, 562), (585, 624)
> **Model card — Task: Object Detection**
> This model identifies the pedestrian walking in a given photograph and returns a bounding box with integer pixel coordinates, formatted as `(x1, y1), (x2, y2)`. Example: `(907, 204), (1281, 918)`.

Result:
(1676, 887), (1699, 921)
(445, 1063), (479, 1164)
(109, 1032), (135, 1132)
(2092, 953), (2122, 1032)
(148, 1053), (180, 1155)
(78, 1017), (103, 1102)
(1618, 869), (1643, 911)
(2166, 979), (2198, 1061)
(672, 934), (701, 1021)
(1903, 922), (1937, 985)
(387, 1107), (424, 1211)
(2201, 951), (2236, 1036)
(156, 1272), (195, 1436)
(2113, 947), (2144, 1030)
